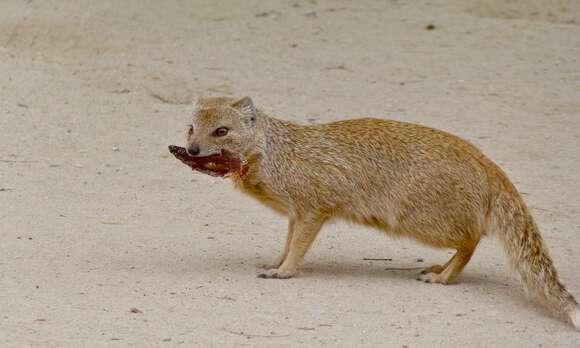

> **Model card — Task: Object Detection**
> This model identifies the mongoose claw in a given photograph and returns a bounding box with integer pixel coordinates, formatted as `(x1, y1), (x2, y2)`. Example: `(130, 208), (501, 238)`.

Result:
(417, 272), (449, 284)
(257, 268), (295, 279)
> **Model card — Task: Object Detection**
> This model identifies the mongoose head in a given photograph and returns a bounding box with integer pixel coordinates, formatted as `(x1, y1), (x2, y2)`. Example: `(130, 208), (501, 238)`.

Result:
(186, 96), (257, 158)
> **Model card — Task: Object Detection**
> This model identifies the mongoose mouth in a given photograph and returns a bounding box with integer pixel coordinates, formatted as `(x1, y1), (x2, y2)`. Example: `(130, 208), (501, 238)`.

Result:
(168, 145), (248, 178)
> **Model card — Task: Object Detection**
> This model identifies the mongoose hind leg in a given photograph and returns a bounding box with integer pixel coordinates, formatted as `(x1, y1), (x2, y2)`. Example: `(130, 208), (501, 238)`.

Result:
(417, 243), (478, 284)
(258, 214), (324, 279)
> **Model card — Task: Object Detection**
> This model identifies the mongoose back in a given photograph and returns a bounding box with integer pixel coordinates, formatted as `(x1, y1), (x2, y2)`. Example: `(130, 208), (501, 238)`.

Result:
(183, 96), (579, 329)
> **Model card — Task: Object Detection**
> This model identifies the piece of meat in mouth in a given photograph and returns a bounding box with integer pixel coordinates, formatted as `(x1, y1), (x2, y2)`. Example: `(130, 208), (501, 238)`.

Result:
(168, 145), (246, 177)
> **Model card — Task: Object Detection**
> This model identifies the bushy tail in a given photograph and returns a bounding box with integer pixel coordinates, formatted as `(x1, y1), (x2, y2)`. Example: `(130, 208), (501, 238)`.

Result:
(491, 192), (579, 329)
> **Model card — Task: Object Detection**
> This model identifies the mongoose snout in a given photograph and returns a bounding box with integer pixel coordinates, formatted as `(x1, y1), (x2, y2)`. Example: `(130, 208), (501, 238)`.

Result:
(186, 144), (200, 156)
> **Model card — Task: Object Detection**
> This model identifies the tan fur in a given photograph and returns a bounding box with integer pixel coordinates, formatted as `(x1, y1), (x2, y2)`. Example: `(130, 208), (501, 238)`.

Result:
(186, 96), (579, 329)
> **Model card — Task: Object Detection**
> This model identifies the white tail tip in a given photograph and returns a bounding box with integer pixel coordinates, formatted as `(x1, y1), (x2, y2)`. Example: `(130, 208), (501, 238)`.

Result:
(572, 308), (580, 330)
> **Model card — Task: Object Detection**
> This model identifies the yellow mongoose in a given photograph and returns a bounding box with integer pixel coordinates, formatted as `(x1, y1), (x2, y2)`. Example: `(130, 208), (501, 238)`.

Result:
(184, 96), (579, 329)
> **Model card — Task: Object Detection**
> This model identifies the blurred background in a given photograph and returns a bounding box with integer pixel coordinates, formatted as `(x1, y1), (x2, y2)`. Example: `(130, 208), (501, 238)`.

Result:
(1, 1), (579, 346)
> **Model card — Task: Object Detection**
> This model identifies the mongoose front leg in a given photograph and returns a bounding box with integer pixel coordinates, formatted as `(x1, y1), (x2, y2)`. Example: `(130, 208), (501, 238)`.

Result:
(418, 243), (478, 284)
(261, 218), (295, 269)
(258, 215), (324, 279)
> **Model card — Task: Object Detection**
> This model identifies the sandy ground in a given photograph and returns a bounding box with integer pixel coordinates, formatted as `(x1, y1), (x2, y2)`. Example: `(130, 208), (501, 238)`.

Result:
(1, 0), (579, 347)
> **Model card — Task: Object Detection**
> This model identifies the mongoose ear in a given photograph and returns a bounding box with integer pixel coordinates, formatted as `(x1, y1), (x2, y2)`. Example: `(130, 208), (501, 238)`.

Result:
(231, 97), (256, 116)
(193, 96), (205, 112)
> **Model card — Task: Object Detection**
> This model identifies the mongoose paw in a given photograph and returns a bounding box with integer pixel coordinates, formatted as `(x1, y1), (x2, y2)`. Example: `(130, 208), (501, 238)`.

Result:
(416, 272), (450, 284)
(259, 263), (281, 270)
(420, 264), (445, 275)
(259, 256), (285, 270)
(257, 268), (295, 279)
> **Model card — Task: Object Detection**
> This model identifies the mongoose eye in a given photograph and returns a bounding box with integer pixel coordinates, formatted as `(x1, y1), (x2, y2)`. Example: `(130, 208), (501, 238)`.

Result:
(213, 127), (229, 137)
(188, 125), (194, 135)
